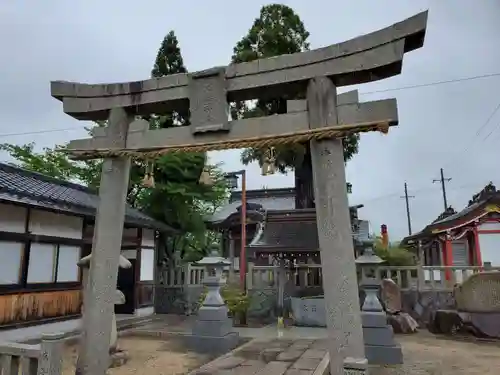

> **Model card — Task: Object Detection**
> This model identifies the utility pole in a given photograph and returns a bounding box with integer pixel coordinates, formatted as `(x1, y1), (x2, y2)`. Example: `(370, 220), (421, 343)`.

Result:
(433, 168), (452, 211)
(401, 182), (415, 235)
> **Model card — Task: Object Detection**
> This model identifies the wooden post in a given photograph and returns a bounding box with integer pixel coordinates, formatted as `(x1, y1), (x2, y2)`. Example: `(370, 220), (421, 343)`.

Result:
(78, 108), (133, 375)
(307, 77), (366, 374)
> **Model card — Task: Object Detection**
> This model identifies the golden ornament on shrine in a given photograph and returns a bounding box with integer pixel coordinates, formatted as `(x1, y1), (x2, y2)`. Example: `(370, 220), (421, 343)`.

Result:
(261, 147), (277, 176)
(142, 161), (155, 188)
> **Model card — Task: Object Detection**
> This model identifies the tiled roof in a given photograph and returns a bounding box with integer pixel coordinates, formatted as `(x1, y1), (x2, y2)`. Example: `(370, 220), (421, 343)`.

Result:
(249, 209), (319, 253)
(401, 186), (500, 245)
(0, 163), (173, 231)
(207, 193), (295, 224)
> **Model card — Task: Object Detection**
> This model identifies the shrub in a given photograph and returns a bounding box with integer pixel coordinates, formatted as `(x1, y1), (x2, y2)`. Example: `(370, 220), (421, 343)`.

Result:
(197, 283), (250, 317)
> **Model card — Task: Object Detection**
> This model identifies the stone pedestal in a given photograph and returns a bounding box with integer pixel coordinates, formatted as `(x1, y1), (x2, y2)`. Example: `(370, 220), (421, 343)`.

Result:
(186, 270), (239, 355)
(361, 285), (403, 365)
(343, 357), (368, 375)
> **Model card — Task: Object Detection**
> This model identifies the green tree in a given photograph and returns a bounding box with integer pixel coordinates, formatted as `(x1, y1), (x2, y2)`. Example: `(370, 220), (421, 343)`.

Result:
(373, 236), (415, 266)
(0, 30), (228, 262)
(232, 4), (359, 208)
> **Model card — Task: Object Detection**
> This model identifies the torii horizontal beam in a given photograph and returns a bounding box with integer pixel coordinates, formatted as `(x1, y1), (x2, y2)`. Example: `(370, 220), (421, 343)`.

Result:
(51, 11), (427, 121)
(65, 90), (397, 159)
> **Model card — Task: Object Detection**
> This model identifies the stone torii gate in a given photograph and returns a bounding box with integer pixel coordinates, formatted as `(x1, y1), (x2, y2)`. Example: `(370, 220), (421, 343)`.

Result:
(51, 11), (427, 375)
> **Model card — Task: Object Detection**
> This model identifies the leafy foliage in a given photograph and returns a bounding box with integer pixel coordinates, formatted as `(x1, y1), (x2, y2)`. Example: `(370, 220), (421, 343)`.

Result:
(373, 236), (416, 266)
(232, 4), (360, 207)
(0, 30), (228, 262)
(198, 282), (251, 317)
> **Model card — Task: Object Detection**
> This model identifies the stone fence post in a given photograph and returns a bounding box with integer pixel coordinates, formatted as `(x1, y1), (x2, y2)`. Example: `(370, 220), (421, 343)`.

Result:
(37, 332), (64, 375)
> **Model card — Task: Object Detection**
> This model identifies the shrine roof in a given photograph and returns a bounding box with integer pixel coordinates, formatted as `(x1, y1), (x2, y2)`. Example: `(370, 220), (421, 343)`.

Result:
(401, 183), (500, 246)
(206, 187), (295, 226)
(248, 209), (319, 254)
(0, 162), (174, 232)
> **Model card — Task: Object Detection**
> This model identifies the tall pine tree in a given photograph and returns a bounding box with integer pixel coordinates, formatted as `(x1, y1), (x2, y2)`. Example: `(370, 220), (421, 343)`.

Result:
(233, 4), (359, 208)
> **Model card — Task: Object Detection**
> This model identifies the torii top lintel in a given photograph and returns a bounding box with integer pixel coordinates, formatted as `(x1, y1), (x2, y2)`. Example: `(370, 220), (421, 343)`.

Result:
(51, 11), (427, 122)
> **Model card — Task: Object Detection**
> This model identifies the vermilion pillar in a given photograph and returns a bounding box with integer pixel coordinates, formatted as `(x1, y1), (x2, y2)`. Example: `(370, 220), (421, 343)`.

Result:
(473, 225), (483, 267)
(443, 236), (453, 281)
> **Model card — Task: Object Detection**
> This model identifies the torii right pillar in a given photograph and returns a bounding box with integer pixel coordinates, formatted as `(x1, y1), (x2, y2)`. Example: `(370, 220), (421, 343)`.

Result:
(308, 76), (368, 375)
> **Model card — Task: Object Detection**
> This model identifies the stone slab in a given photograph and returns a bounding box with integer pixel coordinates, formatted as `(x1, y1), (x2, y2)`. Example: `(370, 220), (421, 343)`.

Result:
(260, 348), (284, 362)
(189, 338), (330, 375)
(361, 312), (388, 327)
(277, 349), (305, 362)
(365, 343), (403, 365)
(256, 361), (290, 375)
(198, 305), (229, 321)
(301, 349), (326, 360)
(343, 357), (368, 375)
(363, 326), (396, 346)
(185, 332), (239, 355)
(211, 355), (246, 369)
(291, 358), (322, 371)
(192, 318), (233, 337)
(285, 370), (314, 375)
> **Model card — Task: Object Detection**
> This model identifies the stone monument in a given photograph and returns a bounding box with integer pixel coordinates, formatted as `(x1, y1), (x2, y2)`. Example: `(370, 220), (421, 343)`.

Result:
(51, 11), (428, 375)
(356, 244), (403, 365)
(187, 250), (239, 355)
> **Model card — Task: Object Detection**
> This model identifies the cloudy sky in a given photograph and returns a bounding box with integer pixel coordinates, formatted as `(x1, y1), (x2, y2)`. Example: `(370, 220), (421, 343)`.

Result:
(1, 0), (499, 241)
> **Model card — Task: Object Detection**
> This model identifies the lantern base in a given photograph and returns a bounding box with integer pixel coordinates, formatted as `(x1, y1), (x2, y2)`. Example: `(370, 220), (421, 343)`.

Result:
(188, 304), (239, 355)
(362, 311), (403, 365)
(185, 332), (240, 355)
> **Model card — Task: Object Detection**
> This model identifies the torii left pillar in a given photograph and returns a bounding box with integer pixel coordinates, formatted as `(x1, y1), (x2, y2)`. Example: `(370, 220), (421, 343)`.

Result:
(76, 108), (133, 375)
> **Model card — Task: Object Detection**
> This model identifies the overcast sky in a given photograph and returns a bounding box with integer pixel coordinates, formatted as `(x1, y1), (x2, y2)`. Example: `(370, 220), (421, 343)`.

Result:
(1, 0), (499, 241)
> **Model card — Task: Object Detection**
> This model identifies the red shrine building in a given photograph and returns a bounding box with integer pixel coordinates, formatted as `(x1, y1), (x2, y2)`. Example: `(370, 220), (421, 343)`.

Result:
(402, 182), (500, 269)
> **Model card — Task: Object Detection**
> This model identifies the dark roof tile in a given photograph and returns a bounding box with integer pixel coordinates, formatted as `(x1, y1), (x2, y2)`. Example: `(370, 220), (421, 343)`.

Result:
(0, 163), (173, 231)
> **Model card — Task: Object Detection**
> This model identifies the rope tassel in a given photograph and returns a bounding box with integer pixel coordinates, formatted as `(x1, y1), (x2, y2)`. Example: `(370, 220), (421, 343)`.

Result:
(142, 161), (155, 188)
(199, 155), (214, 186)
(261, 147), (277, 176)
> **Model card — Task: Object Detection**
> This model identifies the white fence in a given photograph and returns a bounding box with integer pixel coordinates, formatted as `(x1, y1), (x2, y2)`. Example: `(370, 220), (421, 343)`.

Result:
(159, 262), (500, 292)
(246, 264), (500, 291)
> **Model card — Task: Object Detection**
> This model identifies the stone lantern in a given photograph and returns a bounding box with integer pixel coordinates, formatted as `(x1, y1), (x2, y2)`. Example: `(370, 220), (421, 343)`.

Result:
(187, 249), (239, 354)
(355, 241), (385, 312)
(355, 240), (403, 365)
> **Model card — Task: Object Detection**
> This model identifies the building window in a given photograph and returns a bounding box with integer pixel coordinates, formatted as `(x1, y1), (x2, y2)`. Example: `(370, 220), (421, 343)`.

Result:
(0, 241), (23, 285)
(140, 248), (155, 281)
(27, 243), (82, 284)
(28, 243), (57, 283)
(56, 245), (81, 282)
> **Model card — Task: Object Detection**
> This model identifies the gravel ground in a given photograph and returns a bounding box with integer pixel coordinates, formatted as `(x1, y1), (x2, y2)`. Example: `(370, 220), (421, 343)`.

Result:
(370, 333), (500, 375)
(61, 337), (212, 375)
(60, 332), (500, 375)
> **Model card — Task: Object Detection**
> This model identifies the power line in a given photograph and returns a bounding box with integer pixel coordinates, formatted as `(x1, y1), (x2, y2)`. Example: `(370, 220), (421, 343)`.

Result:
(357, 183), (481, 206)
(400, 182), (415, 235)
(0, 72), (499, 140)
(360, 72), (500, 96)
(442, 100), (500, 170)
(432, 168), (452, 211)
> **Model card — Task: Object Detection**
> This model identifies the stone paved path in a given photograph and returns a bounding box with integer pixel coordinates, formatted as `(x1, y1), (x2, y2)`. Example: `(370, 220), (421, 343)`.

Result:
(190, 338), (328, 375)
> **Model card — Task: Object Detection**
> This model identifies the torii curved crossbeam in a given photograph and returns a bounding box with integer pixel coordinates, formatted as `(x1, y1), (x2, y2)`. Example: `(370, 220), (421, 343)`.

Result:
(51, 11), (427, 121)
